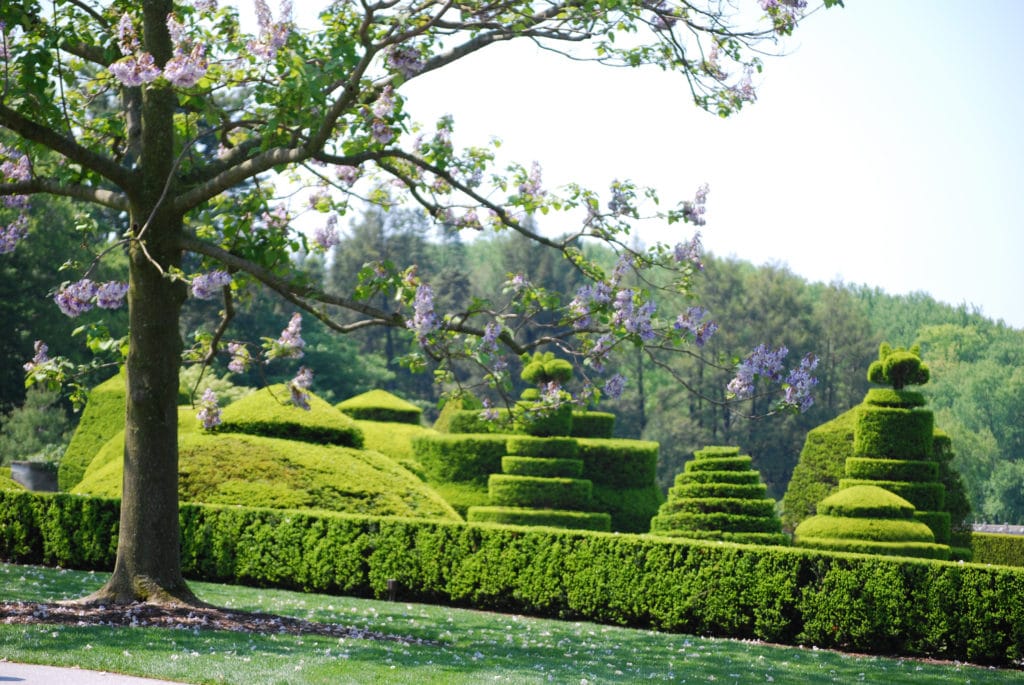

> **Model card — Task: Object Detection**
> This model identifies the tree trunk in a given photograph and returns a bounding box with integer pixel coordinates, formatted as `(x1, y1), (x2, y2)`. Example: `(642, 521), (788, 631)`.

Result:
(82, 1), (197, 604)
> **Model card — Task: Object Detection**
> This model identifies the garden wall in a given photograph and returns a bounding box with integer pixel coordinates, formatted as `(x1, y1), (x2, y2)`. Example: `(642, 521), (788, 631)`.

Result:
(1, 489), (1022, 667)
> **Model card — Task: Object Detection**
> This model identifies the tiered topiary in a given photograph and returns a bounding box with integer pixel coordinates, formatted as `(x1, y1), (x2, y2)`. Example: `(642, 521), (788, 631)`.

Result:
(514, 352), (575, 436)
(794, 484), (950, 559)
(466, 435), (611, 531)
(839, 344), (952, 546)
(649, 446), (787, 545)
(336, 389), (423, 425)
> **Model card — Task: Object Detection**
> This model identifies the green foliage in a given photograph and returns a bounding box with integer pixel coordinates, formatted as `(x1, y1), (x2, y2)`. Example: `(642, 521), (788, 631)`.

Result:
(502, 456), (583, 478)
(863, 388), (926, 408)
(412, 433), (508, 483)
(795, 515), (936, 543)
(514, 399), (573, 437)
(487, 474), (593, 510)
(219, 384), (364, 448)
(351, 419), (429, 476)
(4, 489), (1024, 665)
(569, 411), (615, 439)
(336, 389), (423, 425)
(58, 371), (126, 492)
(576, 438), (658, 487)
(0, 467), (25, 491)
(0, 387), (72, 467)
(432, 395), (483, 433)
(838, 479), (945, 512)
(591, 484), (665, 534)
(177, 365), (252, 407)
(971, 532), (1024, 567)
(867, 342), (931, 389)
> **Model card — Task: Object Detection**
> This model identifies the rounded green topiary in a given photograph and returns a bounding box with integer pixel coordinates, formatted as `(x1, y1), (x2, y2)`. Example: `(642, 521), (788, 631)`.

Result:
(569, 411), (615, 439)
(59, 371), (126, 491)
(219, 384), (364, 448)
(336, 389), (422, 425)
(815, 484), (915, 519)
(487, 474), (593, 510)
(845, 457), (938, 482)
(863, 388), (926, 408)
(520, 351), (574, 386)
(866, 342), (930, 390)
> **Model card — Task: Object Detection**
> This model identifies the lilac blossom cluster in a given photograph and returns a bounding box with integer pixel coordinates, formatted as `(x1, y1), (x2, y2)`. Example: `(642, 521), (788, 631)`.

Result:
(248, 0), (293, 60)
(674, 306), (717, 347)
(406, 283), (439, 342)
(190, 270), (232, 299)
(313, 215), (340, 250)
(289, 366), (313, 410)
(22, 340), (49, 373)
(759, 0), (808, 34)
(681, 183), (709, 226)
(271, 312), (305, 359)
(54, 279), (129, 317)
(674, 232), (703, 270)
(478, 397), (499, 422)
(612, 289), (656, 341)
(1, 144), (31, 253)
(603, 373), (627, 399)
(0, 214), (28, 254)
(386, 45), (425, 78)
(568, 283), (611, 329)
(517, 162), (545, 201)
(335, 165), (359, 186)
(196, 388), (221, 429)
(109, 13), (207, 88)
(479, 322), (502, 355)
(727, 344), (818, 411)
(369, 86), (396, 145)
(227, 342), (251, 373)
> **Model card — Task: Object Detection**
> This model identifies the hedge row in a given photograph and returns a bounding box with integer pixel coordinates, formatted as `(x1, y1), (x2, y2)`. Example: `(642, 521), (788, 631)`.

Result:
(2, 490), (1024, 665)
(972, 532), (1024, 567)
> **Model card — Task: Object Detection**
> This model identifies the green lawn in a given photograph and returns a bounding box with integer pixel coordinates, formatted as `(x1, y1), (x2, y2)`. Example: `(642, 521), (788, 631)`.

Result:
(0, 563), (1018, 684)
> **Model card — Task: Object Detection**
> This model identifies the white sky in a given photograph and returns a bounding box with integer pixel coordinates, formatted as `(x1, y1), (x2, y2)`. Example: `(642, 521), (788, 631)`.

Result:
(287, 1), (1024, 329)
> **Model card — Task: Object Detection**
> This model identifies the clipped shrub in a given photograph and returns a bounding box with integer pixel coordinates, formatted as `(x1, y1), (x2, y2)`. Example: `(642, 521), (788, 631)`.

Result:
(650, 446), (784, 545)
(863, 388), (926, 408)
(487, 474), (592, 510)
(59, 371), (126, 491)
(576, 438), (658, 488)
(219, 385), (364, 448)
(780, 408), (858, 530)
(412, 433), (507, 483)
(570, 411), (615, 439)
(514, 397), (573, 437)
(506, 436), (579, 459)
(0, 467), (25, 491)
(971, 532), (1024, 567)
(816, 484), (915, 519)
(336, 389), (422, 425)
(502, 456), (583, 478)
(591, 483), (664, 534)
(845, 457), (937, 482)
(838, 478), (945, 512)
(433, 394), (482, 433)
(853, 406), (934, 459)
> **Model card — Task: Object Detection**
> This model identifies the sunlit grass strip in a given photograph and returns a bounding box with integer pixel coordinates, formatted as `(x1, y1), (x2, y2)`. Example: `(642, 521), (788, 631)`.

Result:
(1, 563), (1020, 685)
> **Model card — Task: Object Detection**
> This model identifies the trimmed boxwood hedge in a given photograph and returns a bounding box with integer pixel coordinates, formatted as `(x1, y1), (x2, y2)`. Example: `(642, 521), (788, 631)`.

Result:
(650, 511), (786, 535)
(487, 474), (593, 510)
(466, 506), (610, 531)
(795, 515), (936, 543)
(506, 436), (579, 459)
(2, 489), (1024, 666)
(336, 389), (422, 425)
(658, 497), (777, 518)
(853, 406), (934, 459)
(684, 455), (753, 472)
(971, 532), (1024, 567)
(845, 457), (938, 482)
(576, 439), (658, 489)
(669, 482), (768, 500)
(838, 478), (945, 512)
(412, 433), (508, 483)
(569, 412), (615, 439)
(501, 456), (583, 478)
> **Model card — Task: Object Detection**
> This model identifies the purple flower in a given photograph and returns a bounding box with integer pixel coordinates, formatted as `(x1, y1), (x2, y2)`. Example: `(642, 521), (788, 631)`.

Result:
(289, 366), (313, 410)
(406, 284), (439, 342)
(227, 342), (251, 373)
(190, 270), (232, 299)
(163, 43), (208, 88)
(479, 398), (499, 422)
(335, 165), (359, 185)
(372, 85), (395, 119)
(728, 344), (789, 400)
(603, 373), (627, 399)
(313, 215), (340, 250)
(196, 388), (222, 429)
(54, 279), (98, 317)
(674, 232), (703, 269)
(674, 306), (717, 347)
(109, 54), (162, 87)
(371, 120), (394, 145)
(23, 340), (49, 373)
(568, 283), (612, 329)
(784, 353), (819, 411)
(274, 312), (305, 359)
(386, 45), (425, 78)
(116, 14), (139, 55)
(0, 214), (28, 254)
(517, 162), (545, 199)
(95, 281), (129, 309)
(481, 321), (502, 354)
(248, 0), (292, 60)
(680, 184), (709, 226)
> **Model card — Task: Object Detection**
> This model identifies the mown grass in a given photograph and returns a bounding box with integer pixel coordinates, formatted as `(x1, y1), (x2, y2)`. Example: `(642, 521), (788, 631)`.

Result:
(0, 563), (1018, 684)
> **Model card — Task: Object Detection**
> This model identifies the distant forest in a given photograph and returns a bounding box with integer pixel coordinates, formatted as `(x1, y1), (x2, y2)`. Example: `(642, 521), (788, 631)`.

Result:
(2, 201), (1022, 523)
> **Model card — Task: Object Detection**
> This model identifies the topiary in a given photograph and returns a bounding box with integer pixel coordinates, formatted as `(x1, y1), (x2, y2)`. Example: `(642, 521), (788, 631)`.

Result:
(336, 389), (423, 425)
(867, 342), (930, 390)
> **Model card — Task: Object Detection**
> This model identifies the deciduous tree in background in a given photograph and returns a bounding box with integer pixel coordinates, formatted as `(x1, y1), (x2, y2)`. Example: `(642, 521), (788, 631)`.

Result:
(0, 0), (836, 605)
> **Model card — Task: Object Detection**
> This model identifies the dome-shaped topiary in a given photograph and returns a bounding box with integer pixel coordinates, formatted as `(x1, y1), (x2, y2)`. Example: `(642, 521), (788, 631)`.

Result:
(867, 342), (930, 390)
(520, 351), (574, 386)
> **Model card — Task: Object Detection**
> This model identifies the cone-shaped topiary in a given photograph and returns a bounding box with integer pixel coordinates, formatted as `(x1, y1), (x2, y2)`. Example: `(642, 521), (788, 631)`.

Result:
(467, 435), (610, 532)
(649, 446), (787, 545)
(336, 389), (423, 425)
(794, 485), (950, 560)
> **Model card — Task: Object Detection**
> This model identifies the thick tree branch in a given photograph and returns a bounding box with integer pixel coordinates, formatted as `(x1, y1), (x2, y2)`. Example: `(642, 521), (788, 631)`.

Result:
(0, 104), (133, 191)
(0, 178), (129, 210)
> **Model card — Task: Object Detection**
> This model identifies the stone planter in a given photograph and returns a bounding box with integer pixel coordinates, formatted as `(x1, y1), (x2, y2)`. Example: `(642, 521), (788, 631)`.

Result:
(9, 461), (58, 492)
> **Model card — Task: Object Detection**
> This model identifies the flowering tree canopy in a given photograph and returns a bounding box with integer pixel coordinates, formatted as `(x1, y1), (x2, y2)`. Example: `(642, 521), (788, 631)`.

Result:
(0, 0), (839, 605)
